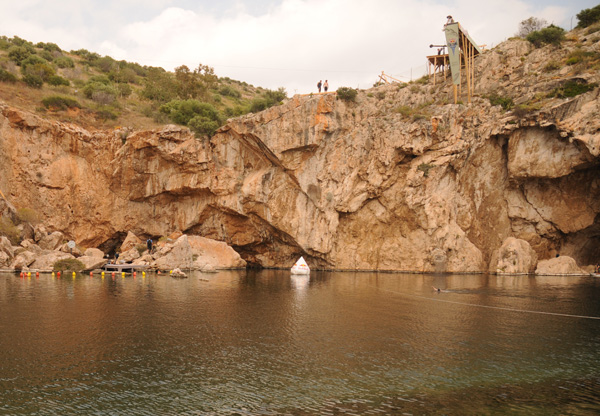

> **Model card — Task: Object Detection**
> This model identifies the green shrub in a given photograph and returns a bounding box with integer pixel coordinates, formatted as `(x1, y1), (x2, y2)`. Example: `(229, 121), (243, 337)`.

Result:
(0, 216), (20, 245)
(36, 42), (61, 53)
(23, 73), (43, 88)
(53, 56), (74, 68)
(548, 79), (598, 98)
(395, 105), (412, 117)
(249, 97), (269, 112)
(0, 36), (10, 50)
(108, 67), (137, 84)
(83, 82), (117, 104)
(53, 258), (85, 272)
(526, 24), (566, 47)
(336, 87), (358, 102)
(47, 75), (70, 86)
(95, 108), (119, 120)
(16, 207), (40, 224)
(219, 85), (241, 98)
(576, 5), (600, 28)
(224, 105), (248, 118)
(115, 82), (132, 98)
(94, 56), (117, 73)
(0, 68), (17, 83)
(19, 54), (46, 71)
(487, 93), (514, 110)
(38, 50), (54, 62)
(414, 75), (429, 85)
(7, 45), (34, 65)
(565, 49), (600, 68)
(189, 116), (220, 137)
(42, 95), (81, 110)
(417, 163), (433, 177)
(160, 99), (221, 125)
(543, 61), (561, 72)
(512, 102), (543, 118)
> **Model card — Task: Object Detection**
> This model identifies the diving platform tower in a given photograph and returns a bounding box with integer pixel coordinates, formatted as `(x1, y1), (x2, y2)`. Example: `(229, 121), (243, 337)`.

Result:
(445, 21), (482, 103)
(427, 21), (483, 104)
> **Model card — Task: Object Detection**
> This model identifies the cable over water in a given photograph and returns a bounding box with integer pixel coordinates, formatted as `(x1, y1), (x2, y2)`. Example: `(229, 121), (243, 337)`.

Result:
(372, 285), (600, 321)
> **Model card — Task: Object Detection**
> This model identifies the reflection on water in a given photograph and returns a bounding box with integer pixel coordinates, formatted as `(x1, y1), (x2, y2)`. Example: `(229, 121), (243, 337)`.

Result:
(1, 270), (600, 415)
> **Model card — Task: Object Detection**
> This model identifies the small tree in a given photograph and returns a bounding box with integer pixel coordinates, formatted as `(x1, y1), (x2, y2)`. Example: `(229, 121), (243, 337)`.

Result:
(517, 17), (548, 37)
(576, 5), (600, 28)
(526, 24), (566, 48)
(336, 87), (358, 102)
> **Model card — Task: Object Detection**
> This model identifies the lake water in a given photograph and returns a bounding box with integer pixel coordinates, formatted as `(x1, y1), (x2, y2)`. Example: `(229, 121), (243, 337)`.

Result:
(1, 270), (600, 415)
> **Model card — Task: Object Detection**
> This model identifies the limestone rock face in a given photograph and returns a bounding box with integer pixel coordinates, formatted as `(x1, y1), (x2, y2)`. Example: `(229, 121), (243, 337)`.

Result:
(489, 237), (538, 274)
(535, 256), (587, 276)
(1, 34), (599, 271)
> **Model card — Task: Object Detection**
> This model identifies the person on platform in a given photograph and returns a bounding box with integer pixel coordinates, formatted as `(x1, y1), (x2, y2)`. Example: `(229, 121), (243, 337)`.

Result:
(323, 80), (329, 92)
(317, 80), (322, 93)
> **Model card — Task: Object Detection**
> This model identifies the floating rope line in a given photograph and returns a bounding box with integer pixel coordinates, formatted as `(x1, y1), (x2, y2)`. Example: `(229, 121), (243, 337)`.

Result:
(372, 285), (600, 321)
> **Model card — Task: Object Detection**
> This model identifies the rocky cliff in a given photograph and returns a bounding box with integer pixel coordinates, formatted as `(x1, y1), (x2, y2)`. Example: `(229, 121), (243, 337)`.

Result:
(1, 32), (599, 271)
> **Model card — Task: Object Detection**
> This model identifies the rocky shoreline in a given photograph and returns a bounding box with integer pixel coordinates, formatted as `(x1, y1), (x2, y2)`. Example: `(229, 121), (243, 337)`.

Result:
(0, 224), (592, 276)
(0, 225), (246, 274)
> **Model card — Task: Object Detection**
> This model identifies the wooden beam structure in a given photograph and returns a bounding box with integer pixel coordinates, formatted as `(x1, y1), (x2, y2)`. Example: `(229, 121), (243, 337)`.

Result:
(377, 71), (404, 85)
(426, 54), (449, 85)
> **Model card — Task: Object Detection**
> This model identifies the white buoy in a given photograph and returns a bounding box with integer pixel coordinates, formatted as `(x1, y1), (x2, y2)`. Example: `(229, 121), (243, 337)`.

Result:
(290, 256), (310, 275)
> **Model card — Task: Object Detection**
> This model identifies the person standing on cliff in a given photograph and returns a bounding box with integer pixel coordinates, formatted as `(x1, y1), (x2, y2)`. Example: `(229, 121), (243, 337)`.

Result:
(317, 80), (322, 93)
(324, 80), (329, 92)
(147, 238), (153, 254)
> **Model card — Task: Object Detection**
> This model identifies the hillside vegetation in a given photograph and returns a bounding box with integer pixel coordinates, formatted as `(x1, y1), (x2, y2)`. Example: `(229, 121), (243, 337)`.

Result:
(0, 36), (286, 132)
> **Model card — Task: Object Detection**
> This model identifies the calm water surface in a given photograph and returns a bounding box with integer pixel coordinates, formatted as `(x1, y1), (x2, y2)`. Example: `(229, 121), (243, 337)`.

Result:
(1, 270), (600, 415)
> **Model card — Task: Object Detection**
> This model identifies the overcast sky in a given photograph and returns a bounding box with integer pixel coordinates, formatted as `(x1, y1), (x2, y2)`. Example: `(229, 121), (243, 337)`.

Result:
(0, 0), (597, 95)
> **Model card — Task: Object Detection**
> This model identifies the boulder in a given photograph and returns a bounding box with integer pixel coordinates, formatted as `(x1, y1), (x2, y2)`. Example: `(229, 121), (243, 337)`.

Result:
(38, 231), (64, 251)
(84, 248), (105, 258)
(120, 231), (142, 253)
(30, 251), (74, 271)
(11, 251), (37, 269)
(171, 268), (187, 278)
(18, 222), (35, 241)
(188, 235), (247, 270)
(0, 236), (14, 258)
(153, 235), (193, 270)
(20, 239), (42, 252)
(119, 247), (141, 263)
(59, 242), (83, 257)
(489, 237), (538, 274)
(78, 255), (108, 271)
(132, 254), (153, 266)
(34, 224), (47, 243)
(535, 256), (587, 275)
(0, 251), (10, 267)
